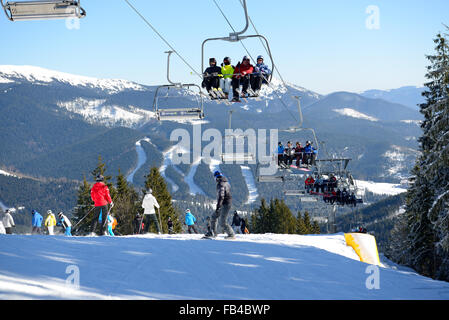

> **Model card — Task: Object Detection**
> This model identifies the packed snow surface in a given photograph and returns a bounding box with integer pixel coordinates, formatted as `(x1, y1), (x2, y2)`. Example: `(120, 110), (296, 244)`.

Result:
(333, 108), (379, 122)
(1, 233), (448, 300)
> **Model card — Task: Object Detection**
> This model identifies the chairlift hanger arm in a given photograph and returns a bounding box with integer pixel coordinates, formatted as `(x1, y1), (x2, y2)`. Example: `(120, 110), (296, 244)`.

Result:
(201, 34), (274, 82)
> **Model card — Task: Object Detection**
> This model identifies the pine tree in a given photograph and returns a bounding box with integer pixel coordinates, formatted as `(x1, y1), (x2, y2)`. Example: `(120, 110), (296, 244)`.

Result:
(114, 170), (140, 235)
(396, 28), (449, 280)
(144, 167), (182, 233)
(296, 212), (308, 235)
(72, 176), (94, 234)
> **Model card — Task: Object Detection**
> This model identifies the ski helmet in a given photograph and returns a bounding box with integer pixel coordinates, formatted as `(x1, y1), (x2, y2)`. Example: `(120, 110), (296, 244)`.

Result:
(47, 210), (53, 215)
(242, 55), (250, 62)
(213, 171), (222, 178)
(58, 212), (63, 218)
(96, 174), (104, 182)
(257, 55), (264, 61)
(146, 188), (152, 194)
(209, 57), (217, 64)
(223, 56), (231, 64)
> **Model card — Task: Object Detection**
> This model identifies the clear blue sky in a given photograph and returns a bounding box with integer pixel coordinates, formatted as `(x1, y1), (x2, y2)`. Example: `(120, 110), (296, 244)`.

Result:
(0, 0), (448, 94)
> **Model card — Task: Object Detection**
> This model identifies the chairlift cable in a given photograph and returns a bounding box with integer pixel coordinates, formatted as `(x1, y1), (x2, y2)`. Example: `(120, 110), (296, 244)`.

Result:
(123, 0), (203, 80)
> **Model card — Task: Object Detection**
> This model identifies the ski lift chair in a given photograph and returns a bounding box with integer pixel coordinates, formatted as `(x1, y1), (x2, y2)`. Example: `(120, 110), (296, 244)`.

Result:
(201, 0), (274, 100)
(220, 109), (255, 163)
(153, 51), (205, 122)
(153, 84), (204, 122)
(2, 0), (85, 21)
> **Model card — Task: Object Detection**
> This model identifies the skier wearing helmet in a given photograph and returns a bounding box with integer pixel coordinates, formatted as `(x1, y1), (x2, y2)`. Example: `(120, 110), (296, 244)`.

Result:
(90, 174), (113, 235)
(251, 55), (271, 93)
(204, 171), (235, 239)
(202, 57), (223, 98)
(231, 56), (254, 102)
(141, 188), (161, 234)
(220, 56), (235, 98)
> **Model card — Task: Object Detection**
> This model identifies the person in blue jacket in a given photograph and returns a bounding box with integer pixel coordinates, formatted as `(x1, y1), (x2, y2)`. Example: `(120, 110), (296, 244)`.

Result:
(184, 209), (198, 234)
(277, 142), (285, 166)
(303, 141), (317, 166)
(251, 55), (272, 93)
(31, 209), (43, 234)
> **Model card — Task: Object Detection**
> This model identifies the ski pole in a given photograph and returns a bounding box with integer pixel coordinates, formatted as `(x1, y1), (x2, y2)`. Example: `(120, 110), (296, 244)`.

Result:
(157, 207), (163, 234)
(73, 206), (95, 229)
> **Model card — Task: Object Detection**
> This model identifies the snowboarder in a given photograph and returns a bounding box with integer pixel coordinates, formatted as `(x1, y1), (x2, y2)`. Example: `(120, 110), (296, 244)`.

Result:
(184, 209), (198, 234)
(44, 210), (57, 235)
(1, 209), (15, 235)
(57, 212), (72, 236)
(202, 57), (223, 98)
(141, 188), (161, 234)
(90, 174), (114, 236)
(167, 217), (175, 234)
(206, 171), (235, 239)
(31, 209), (43, 234)
(240, 217), (249, 234)
(231, 56), (254, 102)
(231, 211), (242, 234)
(305, 175), (315, 193)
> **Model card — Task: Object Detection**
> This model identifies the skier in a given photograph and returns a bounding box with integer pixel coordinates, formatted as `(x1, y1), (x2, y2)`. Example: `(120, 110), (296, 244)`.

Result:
(141, 188), (161, 234)
(106, 214), (115, 236)
(202, 57), (223, 98)
(240, 216), (249, 234)
(231, 211), (242, 234)
(44, 210), (57, 235)
(90, 174), (113, 236)
(284, 141), (295, 166)
(231, 56), (254, 102)
(220, 56), (234, 98)
(31, 209), (43, 234)
(57, 212), (72, 236)
(133, 213), (144, 234)
(305, 175), (315, 193)
(167, 217), (175, 234)
(2, 209), (15, 235)
(184, 209), (198, 234)
(206, 171), (235, 239)
(277, 142), (285, 166)
(250, 55), (271, 93)
(204, 216), (213, 237)
(294, 142), (304, 167)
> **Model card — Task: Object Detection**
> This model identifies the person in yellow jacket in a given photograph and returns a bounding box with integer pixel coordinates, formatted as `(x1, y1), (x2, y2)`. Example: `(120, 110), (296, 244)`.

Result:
(45, 210), (57, 235)
(220, 57), (234, 99)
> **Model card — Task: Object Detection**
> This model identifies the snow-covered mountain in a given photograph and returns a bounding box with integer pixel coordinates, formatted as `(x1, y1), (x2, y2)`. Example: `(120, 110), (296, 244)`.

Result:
(360, 86), (425, 111)
(0, 65), (146, 94)
(1, 233), (448, 300)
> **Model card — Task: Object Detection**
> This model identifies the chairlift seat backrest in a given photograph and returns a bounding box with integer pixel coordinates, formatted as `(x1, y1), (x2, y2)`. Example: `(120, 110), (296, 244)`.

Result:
(3, 1), (86, 21)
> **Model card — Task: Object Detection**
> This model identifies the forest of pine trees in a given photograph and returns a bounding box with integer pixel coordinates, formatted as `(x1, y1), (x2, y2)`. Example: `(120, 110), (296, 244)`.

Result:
(250, 198), (320, 235)
(389, 28), (449, 281)
(72, 157), (183, 235)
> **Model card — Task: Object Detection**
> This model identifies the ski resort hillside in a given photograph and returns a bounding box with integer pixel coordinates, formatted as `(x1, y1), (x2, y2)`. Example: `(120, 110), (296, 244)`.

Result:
(1, 233), (448, 300)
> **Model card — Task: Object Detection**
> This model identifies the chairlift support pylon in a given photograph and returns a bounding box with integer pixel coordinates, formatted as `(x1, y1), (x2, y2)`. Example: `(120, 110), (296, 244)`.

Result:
(1, 0), (85, 21)
(153, 51), (205, 122)
(221, 109), (255, 163)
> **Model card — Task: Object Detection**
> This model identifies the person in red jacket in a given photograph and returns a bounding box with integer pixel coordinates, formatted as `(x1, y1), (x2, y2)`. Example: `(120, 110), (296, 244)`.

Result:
(231, 56), (254, 102)
(90, 174), (113, 235)
(305, 175), (315, 194)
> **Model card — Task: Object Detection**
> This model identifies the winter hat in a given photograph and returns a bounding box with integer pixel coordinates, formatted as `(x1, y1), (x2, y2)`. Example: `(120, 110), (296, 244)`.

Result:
(209, 57), (217, 64)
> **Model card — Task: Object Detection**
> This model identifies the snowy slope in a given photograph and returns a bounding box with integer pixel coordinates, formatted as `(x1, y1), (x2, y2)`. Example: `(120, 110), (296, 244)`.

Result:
(1, 233), (448, 300)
